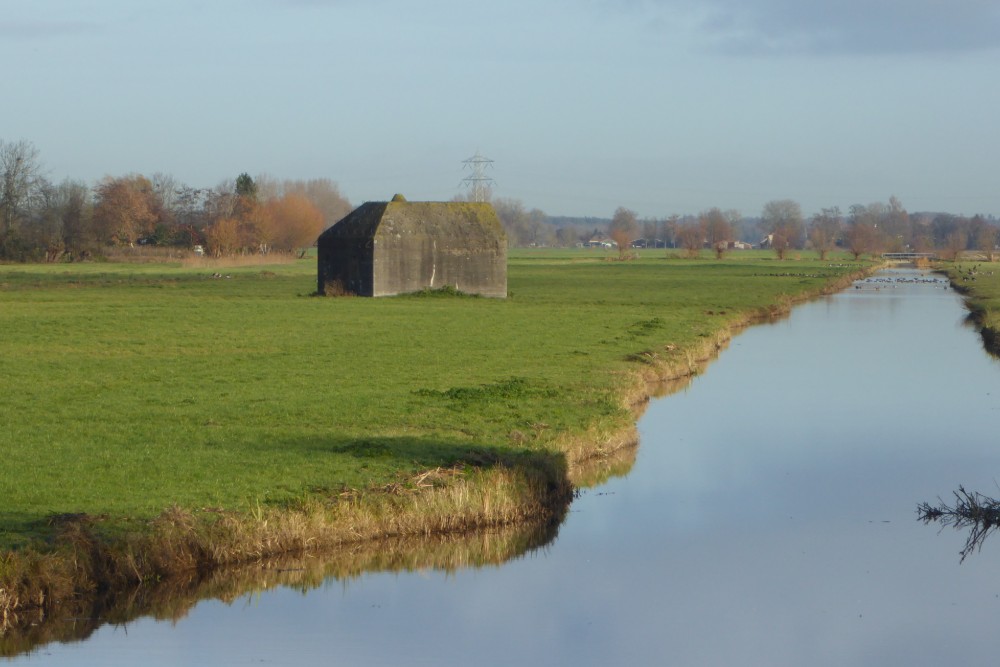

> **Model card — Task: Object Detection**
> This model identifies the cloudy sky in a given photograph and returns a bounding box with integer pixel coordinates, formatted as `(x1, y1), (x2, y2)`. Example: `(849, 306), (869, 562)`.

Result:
(3, 0), (999, 218)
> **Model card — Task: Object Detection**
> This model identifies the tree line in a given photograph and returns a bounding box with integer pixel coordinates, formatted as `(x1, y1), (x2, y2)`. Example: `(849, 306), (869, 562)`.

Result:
(0, 140), (351, 261)
(493, 192), (1000, 261)
(6, 138), (998, 261)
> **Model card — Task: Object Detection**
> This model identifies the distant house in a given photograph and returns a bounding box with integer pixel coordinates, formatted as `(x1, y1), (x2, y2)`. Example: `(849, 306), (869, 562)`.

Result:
(631, 238), (667, 249)
(585, 232), (615, 248)
(316, 195), (507, 298)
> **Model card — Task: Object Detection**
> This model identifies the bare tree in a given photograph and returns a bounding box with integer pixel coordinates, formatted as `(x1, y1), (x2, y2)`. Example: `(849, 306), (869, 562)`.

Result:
(761, 199), (804, 259)
(974, 223), (998, 262)
(942, 230), (968, 261)
(808, 206), (841, 260)
(555, 226), (580, 247)
(0, 139), (44, 236)
(493, 197), (530, 247)
(641, 217), (658, 245)
(293, 178), (352, 229)
(844, 221), (878, 260)
(608, 206), (639, 258)
(663, 214), (680, 252)
(32, 179), (94, 261)
(677, 219), (705, 258)
(701, 208), (732, 259)
(880, 195), (911, 251)
(204, 180), (237, 225)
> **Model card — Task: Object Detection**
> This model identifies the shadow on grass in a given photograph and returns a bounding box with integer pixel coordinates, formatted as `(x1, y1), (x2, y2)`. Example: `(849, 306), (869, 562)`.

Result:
(2, 434), (580, 657)
(0, 512), (50, 551)
(303, 433), (552, 473)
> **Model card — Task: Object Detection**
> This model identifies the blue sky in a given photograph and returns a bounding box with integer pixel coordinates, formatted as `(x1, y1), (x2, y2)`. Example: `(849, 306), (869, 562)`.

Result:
(3, 0), (999, 218)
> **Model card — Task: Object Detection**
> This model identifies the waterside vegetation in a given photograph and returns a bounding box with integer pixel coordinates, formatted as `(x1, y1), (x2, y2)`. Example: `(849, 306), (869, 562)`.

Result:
(0, 249), (874, 632)
(939, 261), (1000, 356)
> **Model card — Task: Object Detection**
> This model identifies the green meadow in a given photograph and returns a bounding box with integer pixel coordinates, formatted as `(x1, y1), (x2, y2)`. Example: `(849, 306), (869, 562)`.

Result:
(0, 250), (869, 550)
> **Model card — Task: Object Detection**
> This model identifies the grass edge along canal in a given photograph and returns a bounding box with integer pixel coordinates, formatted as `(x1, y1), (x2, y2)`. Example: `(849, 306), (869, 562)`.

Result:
(939, 260), (1000, 357)
(0, 250), (874, 629)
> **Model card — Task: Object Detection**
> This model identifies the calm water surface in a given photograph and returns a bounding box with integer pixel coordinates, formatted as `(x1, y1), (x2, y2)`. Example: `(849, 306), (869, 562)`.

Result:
(11, 268), (1000, 666)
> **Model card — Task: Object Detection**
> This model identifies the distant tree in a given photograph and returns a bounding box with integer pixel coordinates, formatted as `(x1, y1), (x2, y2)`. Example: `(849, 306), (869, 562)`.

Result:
(677, 220), (705, 258)
(231, 172), (260, 236)
(974, 222), (998, 262)
(808, 206), (841, 260)
(931, 213), (959, 248)
(761, 199), (804, 259)
(205, 217), (240, 257)
(150, 173), (178, 221)
(263, 193), (325, 253)
(640, 217), (659, 245)
(0, 140), (44, 245)
(235, 172), (257, 200)
(882, 196), (911, 251)
(92, 175), (158, 246)
(55, 180), (93, 257)
(942, 230), (968, 261)
(608, 206), (638, 258)
(723, 209), (742, 242)
(662, 214), (680, 251)
(701, 207), (732, 259)
(555, 226), (580, 247)
(255, 175), (351, 230)
(31, 179), (93, 261)
(912, 232), (935, 254)
(525, 208), (553, 247)
(289, 178), (351, 229)
(844, 221), (877, 261)
(493, 197), (531, 247)
(847, 203), (893, 259)
(30, 180), (64, 261)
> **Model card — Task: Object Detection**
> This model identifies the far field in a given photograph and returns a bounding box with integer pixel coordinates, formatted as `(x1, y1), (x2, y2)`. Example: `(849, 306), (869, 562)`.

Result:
(0, 249), (870, 549)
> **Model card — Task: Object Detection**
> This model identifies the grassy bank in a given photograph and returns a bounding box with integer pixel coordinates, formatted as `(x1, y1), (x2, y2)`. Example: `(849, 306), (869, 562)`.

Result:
(937, 260), (1000, 355)
(0, 249), (872, 625)
(937, 261), (1000, 356)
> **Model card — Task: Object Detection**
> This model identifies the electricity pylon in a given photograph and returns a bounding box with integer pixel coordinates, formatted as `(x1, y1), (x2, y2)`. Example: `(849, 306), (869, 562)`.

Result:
(461, 151), (495, 202)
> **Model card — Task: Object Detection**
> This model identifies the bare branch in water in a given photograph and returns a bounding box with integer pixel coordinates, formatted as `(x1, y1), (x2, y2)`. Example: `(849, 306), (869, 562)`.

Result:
(918, 485), (1000, 562)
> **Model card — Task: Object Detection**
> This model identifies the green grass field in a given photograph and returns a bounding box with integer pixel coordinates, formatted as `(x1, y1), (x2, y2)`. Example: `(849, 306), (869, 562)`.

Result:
(0, 249), (870, 549)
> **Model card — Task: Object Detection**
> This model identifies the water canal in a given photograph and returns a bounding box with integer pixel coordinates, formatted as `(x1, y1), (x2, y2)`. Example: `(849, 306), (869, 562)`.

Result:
(9, 267), (1000, 666)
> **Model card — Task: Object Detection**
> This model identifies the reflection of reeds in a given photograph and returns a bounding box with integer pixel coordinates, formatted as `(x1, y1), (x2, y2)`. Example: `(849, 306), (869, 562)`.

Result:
(0, 519), (561, 657)
(918, 486), (1000, 562)
(0, 459), (571, 648)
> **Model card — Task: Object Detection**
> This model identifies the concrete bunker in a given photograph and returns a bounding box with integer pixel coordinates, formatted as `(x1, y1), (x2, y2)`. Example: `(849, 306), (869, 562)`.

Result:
(316, 195), (507, 298)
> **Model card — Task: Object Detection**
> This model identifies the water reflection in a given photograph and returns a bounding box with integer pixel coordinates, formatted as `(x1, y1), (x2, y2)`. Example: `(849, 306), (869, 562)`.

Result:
(11, 267), (1000, 666)
(2, 519), (562, 658)
(918, 486), (1000, 561)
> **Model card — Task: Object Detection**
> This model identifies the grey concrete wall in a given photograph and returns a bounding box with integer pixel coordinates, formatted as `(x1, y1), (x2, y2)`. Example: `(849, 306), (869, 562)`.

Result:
(317, 200), (507, 298)
(372, 233), (506, 297)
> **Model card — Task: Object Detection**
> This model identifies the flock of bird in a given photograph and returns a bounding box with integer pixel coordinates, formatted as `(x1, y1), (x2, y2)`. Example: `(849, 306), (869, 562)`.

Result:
(958, 265), (995, 282)
(853, 275), (950, 290)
